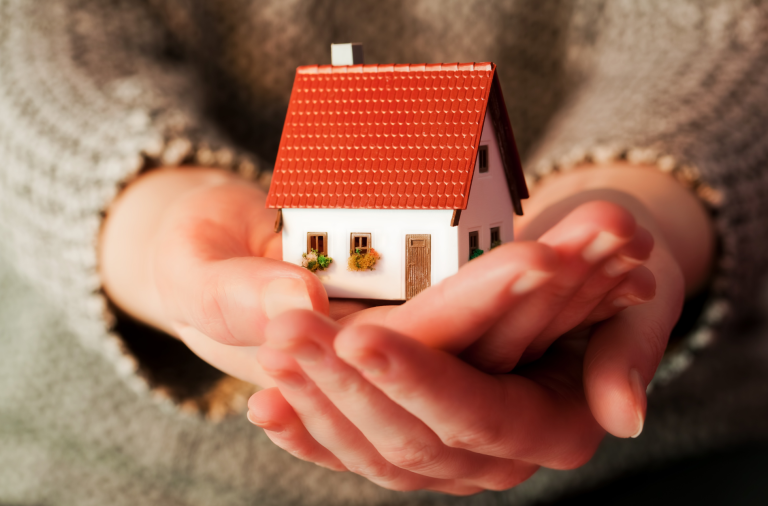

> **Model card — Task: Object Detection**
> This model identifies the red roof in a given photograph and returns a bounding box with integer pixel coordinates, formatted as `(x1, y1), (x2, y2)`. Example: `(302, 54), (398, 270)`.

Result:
(266, 62), (527, 212)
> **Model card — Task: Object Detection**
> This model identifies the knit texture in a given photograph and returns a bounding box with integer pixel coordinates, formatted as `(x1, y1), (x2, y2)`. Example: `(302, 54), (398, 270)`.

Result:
(0, 0), (267, 407)
(527, 0), (768, 315)
(1, 0), (768, 504)
(521, 0), (768, 385)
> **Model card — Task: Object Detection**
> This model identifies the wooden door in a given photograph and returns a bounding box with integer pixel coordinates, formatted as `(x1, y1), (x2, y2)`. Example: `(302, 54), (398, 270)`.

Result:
(405, 234), (431, 300)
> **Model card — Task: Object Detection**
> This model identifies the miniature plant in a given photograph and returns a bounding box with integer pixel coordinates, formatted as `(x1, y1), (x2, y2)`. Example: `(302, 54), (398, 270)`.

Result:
(302, 249), (333, 273)
(348, 248), (381, 271)
(469, 248), (484, 261)
(490, 239), (503, 250)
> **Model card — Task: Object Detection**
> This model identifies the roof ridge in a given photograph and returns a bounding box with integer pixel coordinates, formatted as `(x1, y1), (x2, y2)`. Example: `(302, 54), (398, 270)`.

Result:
(296, 62), (493, 75)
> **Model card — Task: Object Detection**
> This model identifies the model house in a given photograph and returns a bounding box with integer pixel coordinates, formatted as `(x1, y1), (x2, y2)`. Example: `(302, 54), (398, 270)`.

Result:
(267, 44), (528, 300)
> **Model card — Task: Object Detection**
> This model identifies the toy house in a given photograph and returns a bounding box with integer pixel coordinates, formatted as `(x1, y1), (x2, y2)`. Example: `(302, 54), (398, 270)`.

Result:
(267, 44), (528, 300)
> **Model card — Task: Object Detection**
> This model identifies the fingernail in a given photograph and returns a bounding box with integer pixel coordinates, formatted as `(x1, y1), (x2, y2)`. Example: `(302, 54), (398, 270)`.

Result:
(603, 255), (644, 277)
(582, 232), (625, 263)
(247, 411), (285, 433)
(264, 278), (313, 319)
(613, 294), (651, 308)
(269, 369), (307, 390)
(344, 351), (389, 376)
(511, 270), (554, 295)
(629, 369), (647, 438)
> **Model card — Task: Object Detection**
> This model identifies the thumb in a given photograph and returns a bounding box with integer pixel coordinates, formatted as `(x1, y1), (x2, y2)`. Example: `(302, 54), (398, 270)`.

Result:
(158, 254), (329, 346)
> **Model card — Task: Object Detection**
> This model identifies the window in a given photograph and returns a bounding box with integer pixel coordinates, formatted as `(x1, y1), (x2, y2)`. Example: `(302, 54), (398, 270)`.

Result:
(307, 232), (328, 255)
(350, 233), (371, 255)
(469, 230), (479, 255)
(478, 145), (489, 173)
(490, 227), (501, 248)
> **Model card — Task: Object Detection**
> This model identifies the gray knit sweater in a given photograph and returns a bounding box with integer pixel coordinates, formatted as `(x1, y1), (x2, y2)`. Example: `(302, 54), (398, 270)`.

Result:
(1, 1), (768, 505)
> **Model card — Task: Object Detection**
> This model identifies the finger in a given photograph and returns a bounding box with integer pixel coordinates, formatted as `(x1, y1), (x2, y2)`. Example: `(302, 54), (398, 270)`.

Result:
(583, 247), (684, 438)
(258, 346), (479, 495)
(266, 311), (538, 489)
(566, 265), (656, 334)
(344, 241), (558, 354)
(152, 180), (330, 346)
(256, 345), (445, 492)
(174, 324), (275, 386)
(334, 324), (604, 469)
(157, 248), (329, 346)
(461, 201), (639, 372)
(602, 225), (655, 277)
(328, 298), (396, 322)
(519, 228), (655, 362)
(247, 387), (347, 471)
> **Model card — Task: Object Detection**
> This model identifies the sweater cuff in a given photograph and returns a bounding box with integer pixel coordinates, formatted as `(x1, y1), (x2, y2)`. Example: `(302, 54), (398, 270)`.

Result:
(524, 148), (731, 390)
(0, 0), (269, 419)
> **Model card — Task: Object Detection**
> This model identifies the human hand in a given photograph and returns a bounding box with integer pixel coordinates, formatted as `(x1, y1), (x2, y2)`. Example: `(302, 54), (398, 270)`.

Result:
(352, 168), (703, 442)
(511, 164), (714, 436)
(244, 202), (662, 493)
(247, 166), (711, 493)
(100, 168), (652, 389)
(247, 310), (606, 494)
(337, 200), (656, 374)
(100, 168), (330, 386)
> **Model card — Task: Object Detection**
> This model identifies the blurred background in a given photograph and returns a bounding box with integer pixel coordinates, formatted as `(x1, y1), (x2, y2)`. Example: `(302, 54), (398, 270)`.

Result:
(1, 1), (768, 504)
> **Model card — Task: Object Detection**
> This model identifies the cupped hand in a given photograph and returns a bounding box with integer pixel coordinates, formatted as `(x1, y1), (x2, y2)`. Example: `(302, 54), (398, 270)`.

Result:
(246, 195), (686, 492)
(248, 310), (602, 494)
(145, 172), (327, 386)
(512, 184), (691, 438)
(351, 200), (656, 374)
(102, 168), (331, 386)
(102, 168), (654, 389)
(247, 251), (679, 494)
(102, 165), (702, 494)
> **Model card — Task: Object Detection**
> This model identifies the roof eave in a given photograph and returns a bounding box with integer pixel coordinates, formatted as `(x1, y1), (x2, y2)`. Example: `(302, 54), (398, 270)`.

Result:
(486, 72), (528, 216)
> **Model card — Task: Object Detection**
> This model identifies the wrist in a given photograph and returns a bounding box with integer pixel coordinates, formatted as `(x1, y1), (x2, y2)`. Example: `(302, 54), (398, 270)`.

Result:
(517, 163), (713, 295)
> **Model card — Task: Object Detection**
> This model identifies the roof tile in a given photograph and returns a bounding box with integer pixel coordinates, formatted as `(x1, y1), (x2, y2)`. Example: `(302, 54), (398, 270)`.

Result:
(268, 62), (498, 209)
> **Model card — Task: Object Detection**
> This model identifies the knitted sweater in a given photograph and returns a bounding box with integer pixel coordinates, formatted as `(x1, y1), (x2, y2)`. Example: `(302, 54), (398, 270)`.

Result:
(1, 1), (768, 504)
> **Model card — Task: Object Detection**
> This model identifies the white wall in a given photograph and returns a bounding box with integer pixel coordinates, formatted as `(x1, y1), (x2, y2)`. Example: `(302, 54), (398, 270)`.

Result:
(282, 208), (458, 300)
(458, 114), (517, 267)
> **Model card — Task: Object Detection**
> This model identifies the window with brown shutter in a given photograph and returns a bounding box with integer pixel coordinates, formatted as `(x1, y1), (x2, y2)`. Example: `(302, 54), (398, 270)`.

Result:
(307, 232), (328, 255)
(350, 233), (371, 255)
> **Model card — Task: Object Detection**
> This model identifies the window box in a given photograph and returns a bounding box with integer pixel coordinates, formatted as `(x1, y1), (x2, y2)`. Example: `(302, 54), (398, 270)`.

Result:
(348, 248), (381, 271)
(302, 248), (333, 273)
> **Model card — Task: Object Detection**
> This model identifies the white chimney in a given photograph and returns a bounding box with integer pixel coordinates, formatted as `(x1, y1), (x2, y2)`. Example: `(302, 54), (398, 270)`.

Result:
(331, 43), (364, 66)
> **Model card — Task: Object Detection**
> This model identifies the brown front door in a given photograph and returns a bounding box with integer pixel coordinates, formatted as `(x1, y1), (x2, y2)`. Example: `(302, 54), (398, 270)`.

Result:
(405, 234), (431, 300)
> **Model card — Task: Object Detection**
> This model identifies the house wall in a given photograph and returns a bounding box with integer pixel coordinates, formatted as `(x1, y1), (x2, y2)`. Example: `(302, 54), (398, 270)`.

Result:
(282, 208), (458, 300)
(458, 114), (517, 267)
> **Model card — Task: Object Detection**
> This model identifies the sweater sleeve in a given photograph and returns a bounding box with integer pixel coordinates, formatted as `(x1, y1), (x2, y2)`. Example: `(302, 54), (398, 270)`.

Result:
(527, 1), (768, 317)
(524, 1), (768, 385)
(0, 0), (267, 412)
